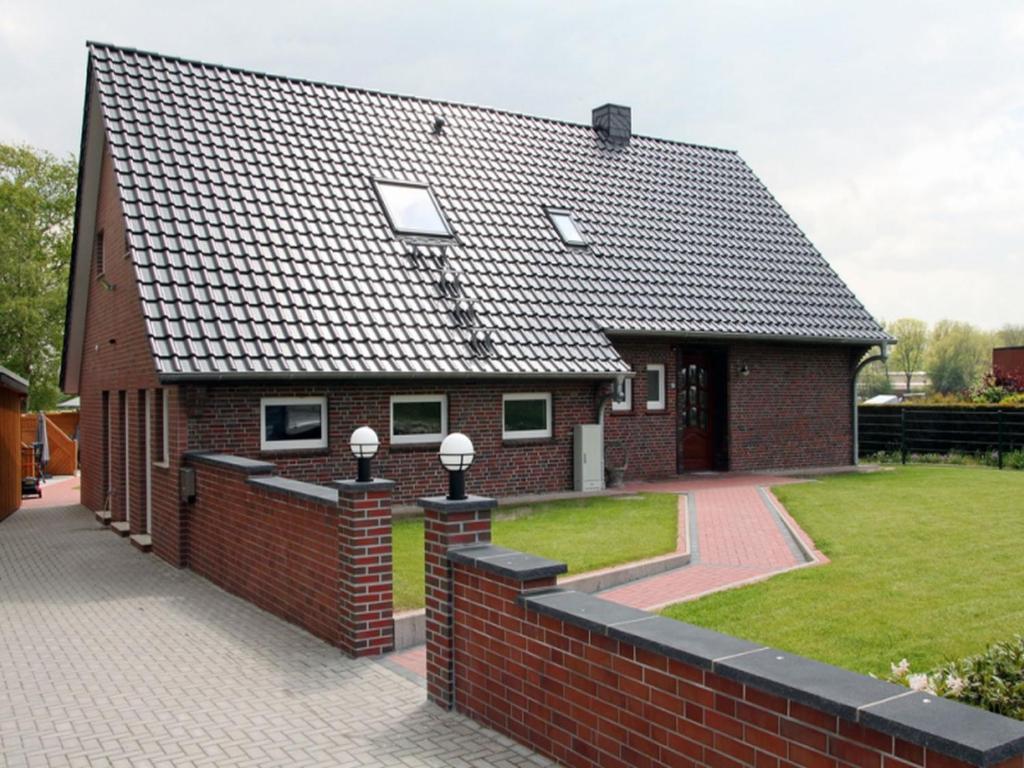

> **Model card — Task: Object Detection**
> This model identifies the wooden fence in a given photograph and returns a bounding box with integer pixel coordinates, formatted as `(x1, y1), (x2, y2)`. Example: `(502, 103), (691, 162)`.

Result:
(858, 406), (1024, 467)
(20, 413), (78, 477)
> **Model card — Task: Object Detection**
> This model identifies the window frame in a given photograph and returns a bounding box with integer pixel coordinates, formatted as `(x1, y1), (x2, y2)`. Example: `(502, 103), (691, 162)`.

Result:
(153, 389), (170, 468)
(260, 396), (329, 451)
(502, 392), (553, 440)
(611, 377), (633, 413)
(546, 208), (587, 246)
(374, 179), (453, 238)
(390, 394), (448, 445)
(645, 364), (666, 411)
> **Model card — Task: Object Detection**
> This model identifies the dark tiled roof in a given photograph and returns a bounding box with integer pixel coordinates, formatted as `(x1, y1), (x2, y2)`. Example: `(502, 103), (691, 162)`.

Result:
(89, 43), (888, 380)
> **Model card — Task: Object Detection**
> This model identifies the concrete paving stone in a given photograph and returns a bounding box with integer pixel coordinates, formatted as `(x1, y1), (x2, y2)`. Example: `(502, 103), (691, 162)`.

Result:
(0, 504), (553, 768)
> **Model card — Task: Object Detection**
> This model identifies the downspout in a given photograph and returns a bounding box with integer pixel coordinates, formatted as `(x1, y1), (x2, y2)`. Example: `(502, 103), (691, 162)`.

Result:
(852, 343), (890, 465)
(595, 374), (628, 425)
(594, 374), (628, 490)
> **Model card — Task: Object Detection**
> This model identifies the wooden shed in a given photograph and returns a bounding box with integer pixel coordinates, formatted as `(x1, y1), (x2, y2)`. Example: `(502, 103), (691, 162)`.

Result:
(1, 365), (29, 521)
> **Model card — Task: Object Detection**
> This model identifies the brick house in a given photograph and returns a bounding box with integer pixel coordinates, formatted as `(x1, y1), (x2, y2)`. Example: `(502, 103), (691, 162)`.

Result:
(60, 43), (888, 565)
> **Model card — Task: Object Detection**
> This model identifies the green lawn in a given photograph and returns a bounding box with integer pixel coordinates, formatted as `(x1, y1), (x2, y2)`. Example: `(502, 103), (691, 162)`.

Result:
(662, 466), (1024, 676)
(392, 493), (678, 611)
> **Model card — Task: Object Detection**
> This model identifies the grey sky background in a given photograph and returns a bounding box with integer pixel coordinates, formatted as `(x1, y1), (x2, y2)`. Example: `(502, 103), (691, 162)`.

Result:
(2, 0), (1022, 330)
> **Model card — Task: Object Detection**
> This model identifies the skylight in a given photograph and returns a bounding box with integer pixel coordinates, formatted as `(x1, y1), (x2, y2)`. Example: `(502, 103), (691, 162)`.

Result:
(548, 210), (586, 246)
(376, 181), (451, 237)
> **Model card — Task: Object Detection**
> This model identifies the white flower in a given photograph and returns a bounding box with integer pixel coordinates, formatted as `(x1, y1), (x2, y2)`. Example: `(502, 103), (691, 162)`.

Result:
(945, 675), (965, 697)
(891, 659), (910, 677)
(908, 674), (930, 692)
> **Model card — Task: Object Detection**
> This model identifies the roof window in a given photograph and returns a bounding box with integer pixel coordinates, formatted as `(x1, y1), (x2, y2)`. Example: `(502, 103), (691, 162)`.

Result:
(548, 210), (586, 246)
(375, 180), (451, 237)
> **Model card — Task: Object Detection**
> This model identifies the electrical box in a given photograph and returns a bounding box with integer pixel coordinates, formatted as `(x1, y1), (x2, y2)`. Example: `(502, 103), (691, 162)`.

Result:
(574, 424), (604, 492)
(179, 467), (196, 504)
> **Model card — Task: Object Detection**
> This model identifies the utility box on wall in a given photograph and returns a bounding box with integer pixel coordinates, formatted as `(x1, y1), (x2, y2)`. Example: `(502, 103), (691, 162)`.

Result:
(574, 424), (604, 492)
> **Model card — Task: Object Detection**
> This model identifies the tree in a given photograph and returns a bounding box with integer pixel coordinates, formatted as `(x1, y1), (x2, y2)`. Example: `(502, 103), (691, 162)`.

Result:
(886, 318), (928, 393)
(857, 359), (893, 400)
(926, 320), (991, 394)
(0, 144), (77, 411)
(997, 324), (1024, 347)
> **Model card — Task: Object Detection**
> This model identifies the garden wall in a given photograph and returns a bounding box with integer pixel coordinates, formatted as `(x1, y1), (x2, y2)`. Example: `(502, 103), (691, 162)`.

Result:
(185, 452), (394, 657)
(424, 501), (1024, 768)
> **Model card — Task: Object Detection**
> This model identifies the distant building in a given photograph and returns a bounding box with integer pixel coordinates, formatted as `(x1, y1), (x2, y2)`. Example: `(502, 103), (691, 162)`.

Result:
(887, 370), (930, 394)
(994, 347), (1024, 376)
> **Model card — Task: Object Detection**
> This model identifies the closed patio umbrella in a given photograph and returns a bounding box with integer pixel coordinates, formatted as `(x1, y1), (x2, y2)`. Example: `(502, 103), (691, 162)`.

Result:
(36, 411), (50, 480)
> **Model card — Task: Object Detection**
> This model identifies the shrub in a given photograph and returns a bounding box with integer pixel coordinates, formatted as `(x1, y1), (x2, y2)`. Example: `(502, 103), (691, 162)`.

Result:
(887, 637), (1024, 720)
(865, 450), (1024, 470)
(970, 370), (1024, 404)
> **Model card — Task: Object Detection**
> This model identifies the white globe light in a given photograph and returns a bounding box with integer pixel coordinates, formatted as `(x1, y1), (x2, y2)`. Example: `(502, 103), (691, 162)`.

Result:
(350, 426), (379, 458)
(439, 432), (474, 471)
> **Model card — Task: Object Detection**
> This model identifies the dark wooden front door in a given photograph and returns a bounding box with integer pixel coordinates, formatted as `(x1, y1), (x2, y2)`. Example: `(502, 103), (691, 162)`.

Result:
(678, 351), (714, 471)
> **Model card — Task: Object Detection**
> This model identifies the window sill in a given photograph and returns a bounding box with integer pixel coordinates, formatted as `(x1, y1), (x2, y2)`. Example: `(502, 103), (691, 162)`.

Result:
(388, 441), (443, 453)
(502, 437), (556, 448)
(259, 448), (331, 458)
(610, 409), (634, 417)
(644, 408), (672, 416)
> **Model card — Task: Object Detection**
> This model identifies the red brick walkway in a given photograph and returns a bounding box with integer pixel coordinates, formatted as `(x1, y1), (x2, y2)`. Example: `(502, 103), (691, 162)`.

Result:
(385, 473), (828, 680)
(19, 475), (81, 510)
(600, 476), (826, 610)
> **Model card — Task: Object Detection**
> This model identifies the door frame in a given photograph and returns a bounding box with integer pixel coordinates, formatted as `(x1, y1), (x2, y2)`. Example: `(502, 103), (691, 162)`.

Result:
(143, 389), (152, 534)
(123, 392), (130, 525)
(675, 344), (730, 472)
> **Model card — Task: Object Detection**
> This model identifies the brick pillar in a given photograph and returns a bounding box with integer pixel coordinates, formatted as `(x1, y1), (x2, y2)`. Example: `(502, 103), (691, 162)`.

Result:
(420, 494), (497, 709)
(333, 479), (396, 657)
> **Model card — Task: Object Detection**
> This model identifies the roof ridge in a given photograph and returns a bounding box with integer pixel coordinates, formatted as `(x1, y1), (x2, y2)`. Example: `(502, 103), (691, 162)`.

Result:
(85, 40), (738, 156)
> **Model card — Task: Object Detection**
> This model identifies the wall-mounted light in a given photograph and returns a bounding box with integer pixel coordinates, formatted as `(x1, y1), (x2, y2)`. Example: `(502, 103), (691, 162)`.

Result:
(739, 364), (751, 377)
(438, 432), (475, 501)
(349, 426), (380, 482)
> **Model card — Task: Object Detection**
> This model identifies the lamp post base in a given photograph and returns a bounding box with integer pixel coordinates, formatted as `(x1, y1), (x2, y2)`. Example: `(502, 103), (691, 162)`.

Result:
(447, 470), (466, 501)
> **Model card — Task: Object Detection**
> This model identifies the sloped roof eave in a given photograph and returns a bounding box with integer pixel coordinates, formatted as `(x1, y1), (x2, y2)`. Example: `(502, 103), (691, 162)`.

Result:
(601, 327), (895, 347)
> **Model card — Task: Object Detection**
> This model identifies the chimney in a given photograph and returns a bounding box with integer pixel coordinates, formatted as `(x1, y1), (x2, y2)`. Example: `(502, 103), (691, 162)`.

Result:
(592, 103), (631, 144)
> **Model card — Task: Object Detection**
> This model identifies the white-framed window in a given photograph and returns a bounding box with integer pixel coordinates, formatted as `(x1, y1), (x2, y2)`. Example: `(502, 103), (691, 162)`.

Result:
(502, 393), (553, 440)
(612, 378), (633, 413)
(646, 364), (666, 410)
(260, 396), (328, 451)
(391, 394), (447, 445)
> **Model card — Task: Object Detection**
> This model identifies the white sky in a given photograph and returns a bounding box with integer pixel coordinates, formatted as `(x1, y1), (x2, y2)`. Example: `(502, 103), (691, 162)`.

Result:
(2, 0), (1022, 330)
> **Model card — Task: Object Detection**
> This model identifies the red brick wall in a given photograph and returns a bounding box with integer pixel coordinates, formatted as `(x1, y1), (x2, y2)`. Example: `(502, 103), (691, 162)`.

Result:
(187, 460), (394, 655)
(76, 144), (157, 512)
(604, 338), (677, 480)
(728, 343), (862, 470)
(74, 144), (190, 564)
(183, 380), (599, 504)
(188, 462), (343, 645)
(447, 562), (1021, 768)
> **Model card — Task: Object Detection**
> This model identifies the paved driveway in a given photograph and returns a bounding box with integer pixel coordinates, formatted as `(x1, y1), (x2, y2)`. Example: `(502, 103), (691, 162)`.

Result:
(0, 501), (549, 768)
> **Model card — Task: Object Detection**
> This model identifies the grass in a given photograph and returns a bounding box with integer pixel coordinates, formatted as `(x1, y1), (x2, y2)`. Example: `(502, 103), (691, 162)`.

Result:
(392, 493), (678, 611)
(662, 465), (1024, 676)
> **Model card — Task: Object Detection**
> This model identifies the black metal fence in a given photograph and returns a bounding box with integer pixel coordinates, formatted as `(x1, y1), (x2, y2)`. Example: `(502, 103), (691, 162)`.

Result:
(858, 406), (1024, 468)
